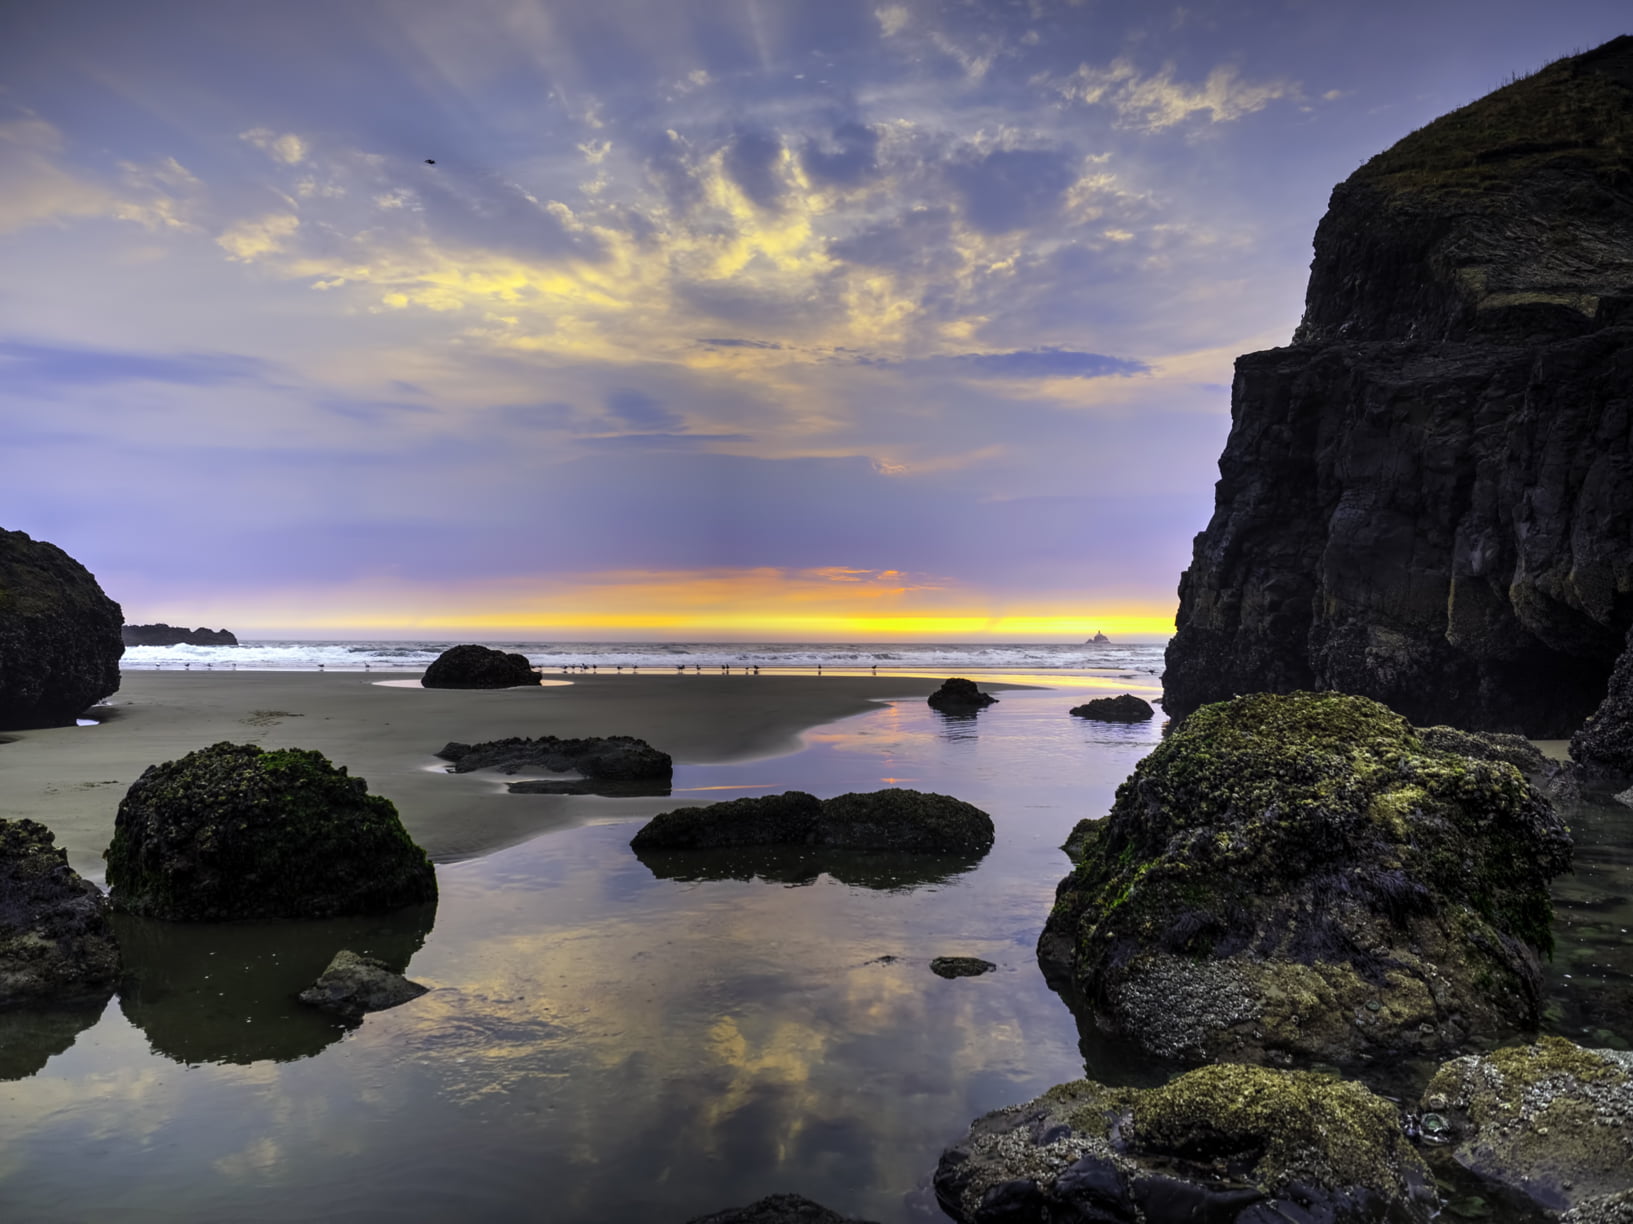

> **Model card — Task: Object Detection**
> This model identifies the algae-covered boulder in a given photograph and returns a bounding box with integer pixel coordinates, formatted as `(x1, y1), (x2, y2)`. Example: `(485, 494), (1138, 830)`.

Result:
(632, 788), (993, 855)
(1069, 693), (1155, 722)
(1038, 692), (1571, 1066)
(0, 527), (123, 730)
(421, 643), (538, 689)
(1421, 1037), (1633, 1213)
(934, 1062), (1436, 1223)
(0, 818), (120, 1006)
(437, 734), (671, 780)
(927, 677), (997, 711)
(1417, 725), (1548, 775)
(106, 742), (438, 920)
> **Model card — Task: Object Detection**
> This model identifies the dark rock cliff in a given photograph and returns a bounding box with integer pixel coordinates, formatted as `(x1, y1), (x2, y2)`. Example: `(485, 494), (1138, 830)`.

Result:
(0, 529), (123, 730)
(1165, 37), (1633, 737)
(122, 624), (238, 646)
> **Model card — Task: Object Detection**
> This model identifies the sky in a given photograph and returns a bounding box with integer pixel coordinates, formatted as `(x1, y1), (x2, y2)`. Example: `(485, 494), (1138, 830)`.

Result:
(2, 1), (1626, 641)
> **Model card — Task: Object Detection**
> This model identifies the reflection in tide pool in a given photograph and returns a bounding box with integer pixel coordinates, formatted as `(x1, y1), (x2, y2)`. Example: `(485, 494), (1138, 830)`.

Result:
(0, 683), (1166, 1222)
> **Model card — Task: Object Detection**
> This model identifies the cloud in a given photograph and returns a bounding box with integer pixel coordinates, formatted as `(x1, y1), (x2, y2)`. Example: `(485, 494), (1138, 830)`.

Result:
(945, 148), (1076, 234)
(216, 212), (300, 261)
(0, 340), (269, 390)
(240, 128), (308, 165)
(875, 5), (909, 38)
(605, 388), (684, 432)
(1048, 57), (1295, 130)
(0, 118), (110, 234)
(799, 120), (880, 188)
(722, 129), (785, 210)
(942, 347), (1149, 378)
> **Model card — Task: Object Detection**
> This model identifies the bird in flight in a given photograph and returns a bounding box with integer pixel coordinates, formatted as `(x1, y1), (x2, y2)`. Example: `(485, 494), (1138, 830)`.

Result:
(424, 159), (436, 165)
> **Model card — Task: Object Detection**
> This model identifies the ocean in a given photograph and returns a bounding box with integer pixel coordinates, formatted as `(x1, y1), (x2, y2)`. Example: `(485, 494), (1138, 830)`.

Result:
(119, 638), (1168, 678)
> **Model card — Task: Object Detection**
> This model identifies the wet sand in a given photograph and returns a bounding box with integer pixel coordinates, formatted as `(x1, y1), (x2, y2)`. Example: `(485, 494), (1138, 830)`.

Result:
(0, 671), (1017, 877)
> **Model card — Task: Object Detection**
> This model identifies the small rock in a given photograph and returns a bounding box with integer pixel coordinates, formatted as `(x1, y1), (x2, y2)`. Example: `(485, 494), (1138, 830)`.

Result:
(1068, 693), (1155, 722)
(930, 957), (996, 979)
(297, 950), (427, 1021)
(926, 678), (996, 711)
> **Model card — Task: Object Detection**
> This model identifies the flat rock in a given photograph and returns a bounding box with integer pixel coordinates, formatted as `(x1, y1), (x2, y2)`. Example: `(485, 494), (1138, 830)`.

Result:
(1422, 1037), (1633, 1213)
(1069, 694), (1154, 722)
(438, 735), (671, 781)
(685, 1194), (879, 1224)
(930, 956), (995, 978)
(935, 1063), (1436, 1223)
(0, 818), (120, 1006)
(297, 949), (427, 1021)
(632, 789), (993, 856)
(421, 643), (538, 689)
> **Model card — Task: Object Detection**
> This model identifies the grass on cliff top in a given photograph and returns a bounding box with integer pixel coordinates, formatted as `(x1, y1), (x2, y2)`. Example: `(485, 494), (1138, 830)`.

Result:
(1355, 36), (1633, 198)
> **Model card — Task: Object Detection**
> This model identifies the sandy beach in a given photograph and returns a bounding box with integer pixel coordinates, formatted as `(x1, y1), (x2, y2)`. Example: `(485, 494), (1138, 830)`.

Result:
(1, 671), (1018, 877)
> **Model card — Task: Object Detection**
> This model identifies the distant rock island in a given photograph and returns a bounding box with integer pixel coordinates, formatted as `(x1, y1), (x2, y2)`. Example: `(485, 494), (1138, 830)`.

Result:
(122, 624), (238, 647)
(1165, 37), (1633, 740)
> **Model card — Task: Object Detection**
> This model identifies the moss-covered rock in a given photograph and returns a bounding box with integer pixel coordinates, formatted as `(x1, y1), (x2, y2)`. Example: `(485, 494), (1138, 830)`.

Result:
(632, 788), (993, 855)
(1422, 1037), (1633, 1212)
(1038, 692), (1571, 1066)
(934, 1063), (1436, 1223)
(1418, 726), (1548, 775)
(0, 527), (123, 730)
(106, 742), (437, 920)
(0, 818), (120, 1006)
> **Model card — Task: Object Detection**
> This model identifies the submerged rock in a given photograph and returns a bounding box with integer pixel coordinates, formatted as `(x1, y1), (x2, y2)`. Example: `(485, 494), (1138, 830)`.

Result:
(930, 956), (995, 979)
(1163, 38), (1633, 738)
(0, 527), (123, 730)
(1069, 694), (1155, 722)
(935, 1063), (1436, 1223)
(421, 643), (538, 689)
(1038, 692), (1571, 1067)
(106, 742), (438, 921)
(927, 677), (997, 711)
(632, 789), (993, 855)
(685, 1194), (879, 1224)
(297, 949), (427, 1021)
(0, 818), (120, 1006)
(1423, 1037), (1633, 1213)
(437, 735), (672, 780)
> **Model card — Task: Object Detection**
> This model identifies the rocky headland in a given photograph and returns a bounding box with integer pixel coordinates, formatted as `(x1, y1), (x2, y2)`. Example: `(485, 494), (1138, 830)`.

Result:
(121, 623), (238, 647)
(0, 528), (123, 730)
(1164, 37), (1633, 743)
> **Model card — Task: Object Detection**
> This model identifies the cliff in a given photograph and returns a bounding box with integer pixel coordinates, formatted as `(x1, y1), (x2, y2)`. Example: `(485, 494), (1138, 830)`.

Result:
(122, 624), (239, 647)
(0, 529), (123, 729)
(1165, 37), (1633, 737)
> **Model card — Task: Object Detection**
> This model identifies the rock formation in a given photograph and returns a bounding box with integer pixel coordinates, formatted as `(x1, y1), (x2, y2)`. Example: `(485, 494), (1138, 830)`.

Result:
(297, 949), (428, 1021)
(106, 742), (438, 920)
(685, 1195), (878, 1224)
(632, 788), (994, 855)
(437, 734), (671, 780)
(934, 1063), (1436, 1223)
(1068, 694), (1154, 722)
(0, 818), (120, 1006)
(1421, 1037), (1633, 1215)
(0, 528), (122, 730)
(927, 677), (997, 711)
(421, 643), (538, 688)
(121, 624), (238, 646)
(1038, 692), (1571, 1067)
(1164, 38), (1633, 738)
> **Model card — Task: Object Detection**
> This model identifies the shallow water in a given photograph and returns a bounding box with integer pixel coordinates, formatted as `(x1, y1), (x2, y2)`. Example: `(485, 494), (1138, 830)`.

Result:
(3, 681), (1628, 1223)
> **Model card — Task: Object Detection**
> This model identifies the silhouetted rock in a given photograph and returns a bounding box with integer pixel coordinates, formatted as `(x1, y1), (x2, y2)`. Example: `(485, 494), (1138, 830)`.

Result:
(106, 742), (437, 920)
(1068, 693), (1154, 722)
(935, 1063), (1436, 1224)
(930, 956), (995, 979)
(421, 643), (538, 688)
(0, 527), (122, 730)
(0, 818), (119, 1006)
(1422, 1037), (1633, 1214)
(632, 789), (993, 855)
(121, 623), (238, 646)
(1164, 38), (1633, 737)
(297, 949), (427, 1021)
(927, 677), (996, 711)
(438, 734), (672, 780)
(1039, 692), (1571, 1067)
(686, 1194), (878, 1224)
(1572, 623), (1633, 776)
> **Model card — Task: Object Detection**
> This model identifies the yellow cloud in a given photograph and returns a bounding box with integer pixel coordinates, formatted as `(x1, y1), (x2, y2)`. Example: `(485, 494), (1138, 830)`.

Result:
(1053, 58), (1294, 130)
(0, 118), (110, 234)
(240, 127), (308, 164)
(216, 212), (300, 261)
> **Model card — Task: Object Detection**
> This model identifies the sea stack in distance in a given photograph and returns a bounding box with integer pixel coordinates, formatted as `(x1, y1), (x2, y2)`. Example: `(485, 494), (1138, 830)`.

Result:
(1164, 37), (1633, 738)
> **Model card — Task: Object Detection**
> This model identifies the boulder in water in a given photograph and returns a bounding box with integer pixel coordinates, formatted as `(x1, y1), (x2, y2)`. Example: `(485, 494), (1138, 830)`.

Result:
(1069, 694), (1154, 722)
(297, 949), (427, 1021)
(927, 678), (997, 711)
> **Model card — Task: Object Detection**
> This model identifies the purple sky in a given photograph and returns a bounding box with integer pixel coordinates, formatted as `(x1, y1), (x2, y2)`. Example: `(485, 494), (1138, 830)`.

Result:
(2, 1), (1625, 639)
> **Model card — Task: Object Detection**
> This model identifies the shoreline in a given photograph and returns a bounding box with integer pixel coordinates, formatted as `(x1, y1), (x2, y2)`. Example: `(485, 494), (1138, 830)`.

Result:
(2, 671), (1036, 877)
